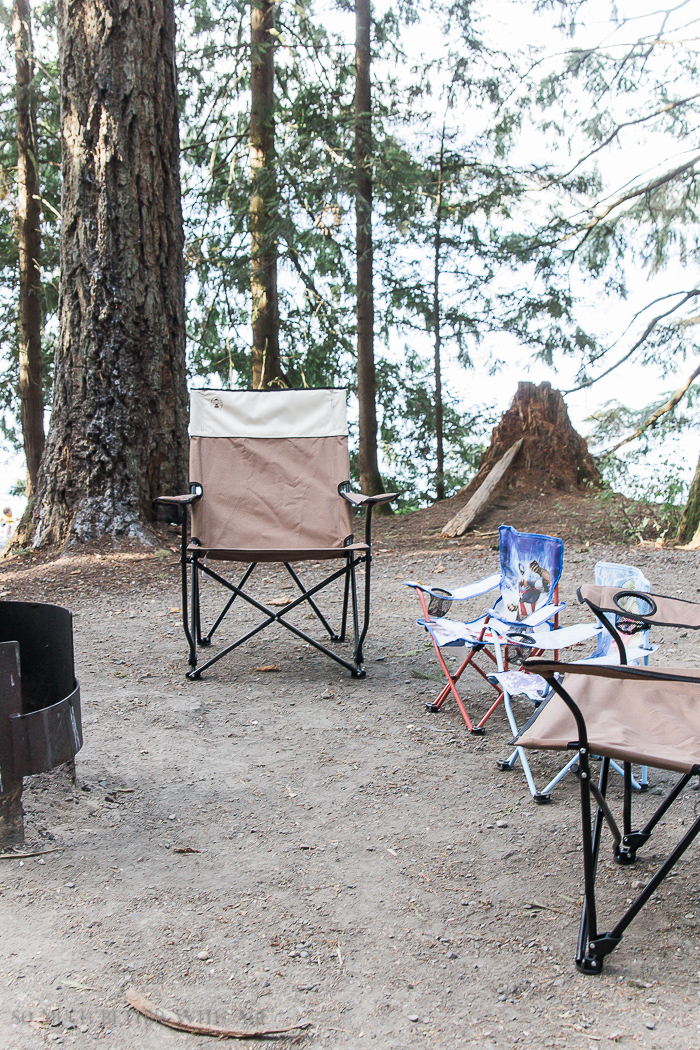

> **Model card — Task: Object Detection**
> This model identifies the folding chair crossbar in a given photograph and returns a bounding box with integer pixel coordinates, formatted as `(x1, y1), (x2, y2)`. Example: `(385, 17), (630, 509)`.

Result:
(196, 562), (257, 646)
(520, 660), (700, 973)
(186, 552), (366, 680)
(196, 560), (347, 648)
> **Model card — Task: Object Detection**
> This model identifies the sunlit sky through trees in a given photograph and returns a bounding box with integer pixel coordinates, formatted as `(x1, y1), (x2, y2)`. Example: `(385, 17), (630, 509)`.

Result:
(1, 0), (697, 509)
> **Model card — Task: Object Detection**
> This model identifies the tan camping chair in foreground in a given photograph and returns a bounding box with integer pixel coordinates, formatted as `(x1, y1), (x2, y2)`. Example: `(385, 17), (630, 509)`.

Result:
(156, 388), (396, 679)
(519, 583), (700, 974)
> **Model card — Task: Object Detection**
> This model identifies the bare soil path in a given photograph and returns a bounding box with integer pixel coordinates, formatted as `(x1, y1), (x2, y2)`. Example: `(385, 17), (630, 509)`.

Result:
(1, 502), (700, 1049)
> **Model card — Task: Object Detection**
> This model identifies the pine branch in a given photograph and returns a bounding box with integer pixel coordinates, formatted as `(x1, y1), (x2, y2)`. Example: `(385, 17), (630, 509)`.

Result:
(563, 289), (700, 394)
(603, 361), (700, 455)
(550, 93), (700, 184)
(567, 153), (700, 245)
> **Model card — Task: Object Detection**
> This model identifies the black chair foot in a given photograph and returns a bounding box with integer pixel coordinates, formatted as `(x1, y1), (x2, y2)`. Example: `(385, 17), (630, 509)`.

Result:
(496, 758), (513, 772)
(469, 726), (486, 735)
(351, 667), (366, 679)
(186, 669), (202, 680)
(198, 638), (212, 647)
(576, 955), (604, 975)
(533, 792), (551, 804)
(425, 703), (440, 712)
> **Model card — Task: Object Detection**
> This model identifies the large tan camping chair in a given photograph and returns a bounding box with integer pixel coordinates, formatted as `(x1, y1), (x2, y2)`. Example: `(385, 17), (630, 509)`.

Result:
(519, 583), (700, 974)
(156, 388), (396, 679)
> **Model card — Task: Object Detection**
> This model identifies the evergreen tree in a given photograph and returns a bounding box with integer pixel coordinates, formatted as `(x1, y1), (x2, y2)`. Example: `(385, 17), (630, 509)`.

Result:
(15, 0), (188, 546)
(13, 0), (45, 494)
(0, 0), (59, 486)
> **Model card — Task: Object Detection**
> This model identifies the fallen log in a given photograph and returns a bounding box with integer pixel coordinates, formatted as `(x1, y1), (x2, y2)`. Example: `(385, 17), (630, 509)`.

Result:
(442, 439), (524, 538)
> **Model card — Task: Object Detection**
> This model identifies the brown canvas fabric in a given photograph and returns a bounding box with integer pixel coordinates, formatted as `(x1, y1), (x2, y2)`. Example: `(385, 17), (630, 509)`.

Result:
(579, 584), (700, 630)
(519, 665), (700, 774)
(189, 435), (354, 554)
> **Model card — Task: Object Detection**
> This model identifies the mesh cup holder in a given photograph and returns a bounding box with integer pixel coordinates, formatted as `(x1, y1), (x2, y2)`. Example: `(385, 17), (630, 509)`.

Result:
(505, 628), (535, 668)
(505, 643), (528, 668)
(613, 590), (656, 635)
(428, 589), (453, 618)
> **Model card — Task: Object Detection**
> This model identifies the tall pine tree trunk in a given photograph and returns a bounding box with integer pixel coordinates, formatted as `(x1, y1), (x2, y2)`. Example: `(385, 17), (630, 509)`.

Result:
(355, 0), (385, 497)
(432, 134), (445, 502)
(250, 0), (281, 390)
(13, 0), (45, 496)
(15, 0), (188, 549)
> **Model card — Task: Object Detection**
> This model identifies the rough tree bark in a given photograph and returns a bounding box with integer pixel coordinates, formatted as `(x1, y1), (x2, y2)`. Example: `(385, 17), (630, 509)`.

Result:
(250, 0), (281, 390)
(13, 0), (45, 496)
(14, 0), (188, 549)
(355, 0), (386, 498)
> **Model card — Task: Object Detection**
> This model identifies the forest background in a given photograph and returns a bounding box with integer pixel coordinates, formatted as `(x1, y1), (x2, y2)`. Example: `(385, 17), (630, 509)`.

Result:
(0, 0), (698, 528)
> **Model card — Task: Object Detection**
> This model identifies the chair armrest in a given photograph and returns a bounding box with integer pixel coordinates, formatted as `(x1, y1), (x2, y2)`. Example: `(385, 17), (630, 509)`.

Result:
(154, 493), (201, 506)
(154, 483), (203, 508)
(339, 488), (399, 507)
(404, 573), (501, 602)
(578, 643), (657, 666)
(338, 484), (399, 548)
(524, 658), (700, 686)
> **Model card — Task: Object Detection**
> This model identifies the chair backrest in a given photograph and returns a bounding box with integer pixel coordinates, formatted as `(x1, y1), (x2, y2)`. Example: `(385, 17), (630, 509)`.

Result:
(591, 562), (651, 660)
(594, 561), (650, 593)
(497, 525), (564, 621)
(188, 388), (354, 552)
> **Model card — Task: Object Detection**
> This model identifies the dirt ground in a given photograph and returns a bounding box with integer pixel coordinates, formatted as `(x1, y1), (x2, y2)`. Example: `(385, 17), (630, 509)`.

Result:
(1, 498), (700, 1049)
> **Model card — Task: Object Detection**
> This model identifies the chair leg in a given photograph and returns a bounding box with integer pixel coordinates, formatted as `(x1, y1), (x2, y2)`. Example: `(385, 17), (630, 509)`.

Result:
(497, 744), (579, 802)
(349, 560), (365, 678)
(354, 553), (372, 674)
(424, 641), (504, 733)
(201, 563), (256, 646)
(576, 752), (612, 974)
(339, 558), (351, 643)
(188, 556), (199, 671)
(575, 761), (700, 974)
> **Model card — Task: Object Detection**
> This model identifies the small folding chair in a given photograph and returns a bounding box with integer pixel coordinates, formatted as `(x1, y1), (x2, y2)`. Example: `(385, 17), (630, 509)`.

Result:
(156, 389), (396, 679)
(493, 561), (655, 801)
(405, 526), (572, 733)
(520, 584), (700, 973)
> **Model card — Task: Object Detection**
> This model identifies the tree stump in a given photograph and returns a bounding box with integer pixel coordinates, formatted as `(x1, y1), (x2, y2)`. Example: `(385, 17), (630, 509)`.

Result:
(460, 381), (600, 502)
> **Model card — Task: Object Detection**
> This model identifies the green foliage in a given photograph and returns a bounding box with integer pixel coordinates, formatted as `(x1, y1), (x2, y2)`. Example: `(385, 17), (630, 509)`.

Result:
(587, 385), (698, 535)
(1, 0), (698, 513)
(0, 0), (60, 451)
(376, 345), (493, 510)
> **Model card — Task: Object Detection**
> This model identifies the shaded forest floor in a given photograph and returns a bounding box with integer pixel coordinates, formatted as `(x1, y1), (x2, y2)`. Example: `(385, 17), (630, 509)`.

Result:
(1, 489), (699, 1050)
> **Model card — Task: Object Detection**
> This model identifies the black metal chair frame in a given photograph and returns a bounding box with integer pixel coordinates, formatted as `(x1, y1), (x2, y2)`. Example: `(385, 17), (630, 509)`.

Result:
(525, 658), (700, 975)
(157, 484), (395, 680)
